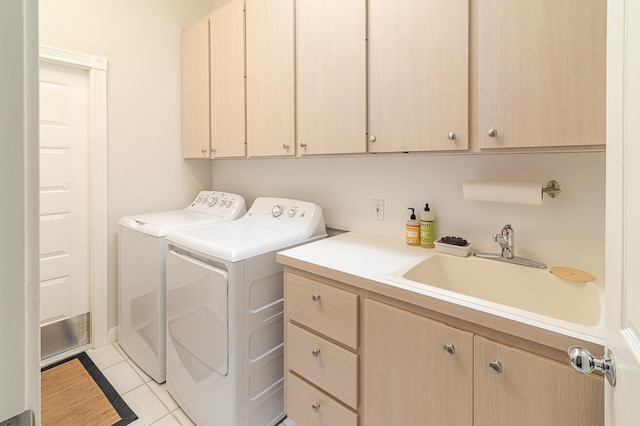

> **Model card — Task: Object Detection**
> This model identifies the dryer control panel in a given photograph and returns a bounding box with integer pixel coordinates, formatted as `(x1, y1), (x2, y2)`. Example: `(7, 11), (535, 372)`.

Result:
(243, 197), (326, 239)
(186, 191), (246, 219)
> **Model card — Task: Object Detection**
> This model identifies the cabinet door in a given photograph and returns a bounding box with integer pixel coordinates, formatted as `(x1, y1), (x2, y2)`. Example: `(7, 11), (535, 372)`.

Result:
(296, 0), (366, 155)
(477, 0), (606, 149)
(181, 18), (210, 159)
(210, 0), (246, 158)
(363, 299), (473, 425)
(368, 0), (469, 153)
(474, 336), (603, 426)
(245, 0), (294, 157)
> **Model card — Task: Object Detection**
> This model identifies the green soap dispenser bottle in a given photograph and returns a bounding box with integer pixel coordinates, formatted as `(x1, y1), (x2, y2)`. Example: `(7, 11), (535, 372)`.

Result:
(406, 208), (420, 246)
(420, 203), (435, 248)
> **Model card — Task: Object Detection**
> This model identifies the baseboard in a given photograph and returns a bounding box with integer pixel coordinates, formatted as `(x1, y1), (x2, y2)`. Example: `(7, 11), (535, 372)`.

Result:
(108, 326), (119, 345)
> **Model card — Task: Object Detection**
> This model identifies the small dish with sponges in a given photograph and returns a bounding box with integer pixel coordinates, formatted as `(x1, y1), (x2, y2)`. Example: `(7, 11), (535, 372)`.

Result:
(434, 236), (473, 257)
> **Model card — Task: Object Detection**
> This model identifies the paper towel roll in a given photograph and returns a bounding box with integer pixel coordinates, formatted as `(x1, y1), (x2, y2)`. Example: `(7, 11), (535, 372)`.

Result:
(463, 180), (543, 205)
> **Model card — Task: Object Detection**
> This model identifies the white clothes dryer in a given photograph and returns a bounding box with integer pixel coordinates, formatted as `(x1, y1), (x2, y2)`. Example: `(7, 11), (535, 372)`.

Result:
(165, 197), (326, 426)
(118, 191), (245, 383)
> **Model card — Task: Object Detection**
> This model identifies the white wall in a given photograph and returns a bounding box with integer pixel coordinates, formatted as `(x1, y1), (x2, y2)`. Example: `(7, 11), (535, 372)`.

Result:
(212, 152), (606, 278)
(39, 0), (215, 330)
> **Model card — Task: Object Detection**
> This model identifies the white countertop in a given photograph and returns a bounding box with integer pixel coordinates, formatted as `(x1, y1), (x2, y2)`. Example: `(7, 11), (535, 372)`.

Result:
(278, 232), (604, 346)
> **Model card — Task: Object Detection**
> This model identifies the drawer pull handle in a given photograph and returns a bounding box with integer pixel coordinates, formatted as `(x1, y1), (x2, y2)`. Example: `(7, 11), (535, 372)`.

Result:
(312, 348), (321, 358)
(489, 360), (503, 374)
(443, 343), (455, 355)
(311, 403), (320, 413)
(311, 294), (321, 302)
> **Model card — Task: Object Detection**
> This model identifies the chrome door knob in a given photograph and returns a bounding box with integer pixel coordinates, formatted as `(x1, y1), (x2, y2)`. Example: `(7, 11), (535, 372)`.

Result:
(311, 294), (321, 302)
(567, 346), (617, 386)
(300, 142), (307, 148)
(312, 348), (321, 358)
(201, 148), (208, 154)
(311, 403), (320, 413)
(282, 144), (290, 150)
(448, 132), (456, 141)
(369, 135), (376, 142)
(488, 128), (498, 137)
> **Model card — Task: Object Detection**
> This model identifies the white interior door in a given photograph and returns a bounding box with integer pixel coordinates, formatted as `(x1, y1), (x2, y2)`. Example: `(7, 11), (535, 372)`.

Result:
(605, 0), (640, 423)
(39, 61), (90, 326)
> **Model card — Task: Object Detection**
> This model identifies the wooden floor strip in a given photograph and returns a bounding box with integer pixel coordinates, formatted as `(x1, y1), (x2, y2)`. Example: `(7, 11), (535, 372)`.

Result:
(41, 355), (125, 426)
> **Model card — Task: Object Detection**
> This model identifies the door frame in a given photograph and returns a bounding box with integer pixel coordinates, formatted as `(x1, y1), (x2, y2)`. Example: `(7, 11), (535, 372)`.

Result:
(39, 45), (109, 348)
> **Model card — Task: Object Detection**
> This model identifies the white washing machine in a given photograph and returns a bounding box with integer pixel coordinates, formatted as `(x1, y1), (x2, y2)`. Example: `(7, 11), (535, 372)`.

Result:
(118, 191), (245, 383)
(165, 197), (326, 426)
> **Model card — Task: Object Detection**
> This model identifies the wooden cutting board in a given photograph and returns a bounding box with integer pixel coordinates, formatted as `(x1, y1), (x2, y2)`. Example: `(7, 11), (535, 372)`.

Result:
(550, 266), (595, 282)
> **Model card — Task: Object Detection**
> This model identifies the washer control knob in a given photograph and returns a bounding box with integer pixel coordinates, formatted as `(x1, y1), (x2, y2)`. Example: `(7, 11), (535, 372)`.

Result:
(200, 198), (208, 204)
(272, 205), (284, 218)
(195, 196), (202, 203)
(288, 208), (296, 218)
(225, 200), (233, 207)
(217, 199), (225, 206)
(208, 198), (217, 207)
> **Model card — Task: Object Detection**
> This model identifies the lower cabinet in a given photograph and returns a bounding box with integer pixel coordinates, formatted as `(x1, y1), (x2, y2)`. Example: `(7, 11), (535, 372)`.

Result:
(283, 269), (604, 425)
(363, 299), (473, 425)
(284, 271), (359, 424)
(474, 336), (604, 426)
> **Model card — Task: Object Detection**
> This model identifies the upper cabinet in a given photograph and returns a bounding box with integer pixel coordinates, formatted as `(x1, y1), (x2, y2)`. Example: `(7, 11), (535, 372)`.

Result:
(477, 0), (606, 149)
(245, 0), (295, 157)
(209, 0), (246, 158)
(183, 0), (607, 158)
(296, 0), (366, 155)
(181, 18), (210, 159)
(367, 0), (469, 153)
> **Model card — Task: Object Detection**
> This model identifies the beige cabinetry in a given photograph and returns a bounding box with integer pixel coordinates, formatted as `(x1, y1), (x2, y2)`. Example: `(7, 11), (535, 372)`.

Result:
(282, 266), (604, 425)
(363, 299), (473, 425)
(474, 336), (604, 426)
(181, 18), (210, 159)
(367, 0), (469, 153)
(209, 0), (245, 158)
(284, 272), (359, 424)
(477, 0), (606, 149)
(245, 0), (295, 157)
(296, 0), (366, 155)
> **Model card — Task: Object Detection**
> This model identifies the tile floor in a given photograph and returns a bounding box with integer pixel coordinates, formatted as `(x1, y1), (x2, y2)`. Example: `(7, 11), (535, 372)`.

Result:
(85, 343), (293, 426)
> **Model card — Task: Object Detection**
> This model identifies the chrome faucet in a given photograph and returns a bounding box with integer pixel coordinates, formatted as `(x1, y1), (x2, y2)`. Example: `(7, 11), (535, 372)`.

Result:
(475, 224), (547, 269)
(493, 224), (514, 260)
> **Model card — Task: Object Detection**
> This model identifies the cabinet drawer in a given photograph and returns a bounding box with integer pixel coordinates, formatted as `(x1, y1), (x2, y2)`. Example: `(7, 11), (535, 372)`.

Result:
(285, 273), (358, 349)
(286, 372), (358, 426)
(287, 323), (358, 409)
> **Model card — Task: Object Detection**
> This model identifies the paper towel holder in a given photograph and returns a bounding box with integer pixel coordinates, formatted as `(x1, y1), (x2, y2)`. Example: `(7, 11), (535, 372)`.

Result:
(543, 180), (562, 198)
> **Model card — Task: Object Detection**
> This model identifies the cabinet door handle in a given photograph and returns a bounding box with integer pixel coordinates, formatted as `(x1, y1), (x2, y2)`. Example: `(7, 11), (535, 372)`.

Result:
(443, 343), (455, 355)
(311, 294), (321, 302)
(201, 148), (208, 154)
(448, 132), (456, 141)
(488, 128), (498, 138)
(312, 348), (321, 358)
(311, 403), (320, 413)
(282, 144), (290, 150)
(369, 135), (377, 142)
(489, 360), (503, 374)
(300, 142), (308, 148)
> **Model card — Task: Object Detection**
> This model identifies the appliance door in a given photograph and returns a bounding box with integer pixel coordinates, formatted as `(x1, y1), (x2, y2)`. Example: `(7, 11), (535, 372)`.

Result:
(166, 250), (229, 382)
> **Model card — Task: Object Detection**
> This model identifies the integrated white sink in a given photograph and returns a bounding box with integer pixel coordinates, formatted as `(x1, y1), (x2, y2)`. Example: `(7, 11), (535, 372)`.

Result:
(390, 254), (601, 326)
